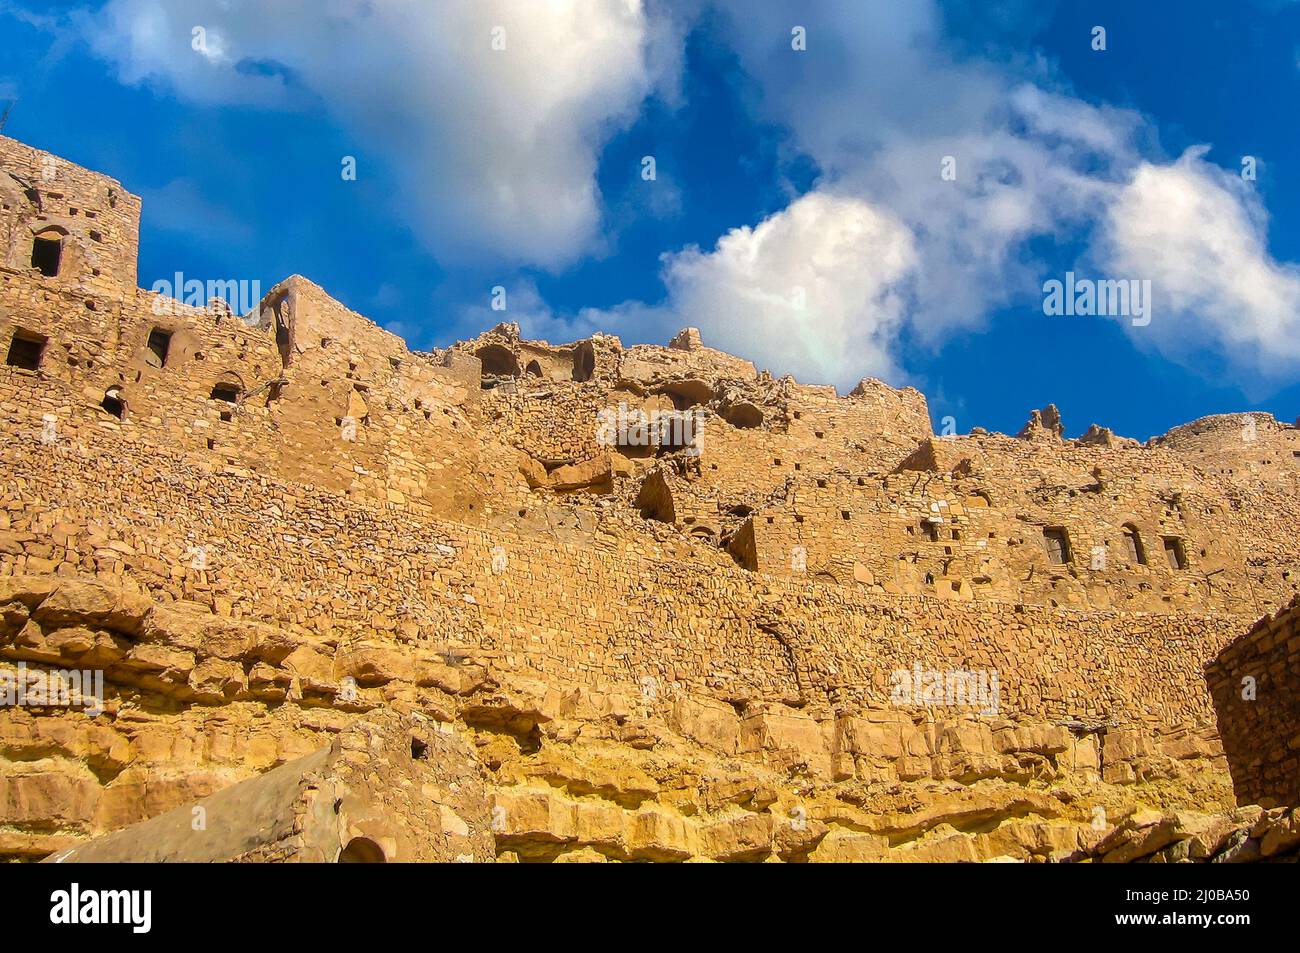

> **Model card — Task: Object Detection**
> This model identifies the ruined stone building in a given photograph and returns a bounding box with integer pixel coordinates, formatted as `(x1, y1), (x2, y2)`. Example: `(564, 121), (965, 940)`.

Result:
(2, 134), (1298, 862)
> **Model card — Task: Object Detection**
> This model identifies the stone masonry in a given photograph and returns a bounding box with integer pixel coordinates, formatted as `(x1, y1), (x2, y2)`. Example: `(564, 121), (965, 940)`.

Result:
(1207, 595), (1300, 811)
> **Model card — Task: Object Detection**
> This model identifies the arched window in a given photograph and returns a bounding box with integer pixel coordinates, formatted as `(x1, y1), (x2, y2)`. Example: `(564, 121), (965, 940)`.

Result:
(525, 360), (542, 377)
(146, 328), (172, 368)
(571, 342), (595, 382)
(1122, 524), (1147, 565)
(1163, 536), (1188, 570)
(337, 837), (386, 863)
(721, 403), (763, 429)
(476, 344), (518, 378)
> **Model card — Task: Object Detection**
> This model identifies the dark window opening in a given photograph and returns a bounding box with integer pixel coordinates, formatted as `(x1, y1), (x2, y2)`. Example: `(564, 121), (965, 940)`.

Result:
(1123, 524), (1147, 565)
(572, 342), (595, 382)
(101, 388), (125, 419)
(1044, 527), (1072, 565)
(210, 383), (240, 403)
(721, 403), (763, 428)
(477, 344), (518, 378)
(410, 736), (429, 760)
(1163, 537), (1188, 570)
(147, 329), (172, 367)
(31, 235), (62, 277)
(338, 837), (386, 863)
(525, 360), (543, 377)
(6, 330), (47, 370)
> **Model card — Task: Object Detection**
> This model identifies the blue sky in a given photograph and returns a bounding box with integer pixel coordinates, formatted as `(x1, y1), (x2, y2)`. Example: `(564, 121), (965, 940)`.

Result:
(3, 0), (1299, 440)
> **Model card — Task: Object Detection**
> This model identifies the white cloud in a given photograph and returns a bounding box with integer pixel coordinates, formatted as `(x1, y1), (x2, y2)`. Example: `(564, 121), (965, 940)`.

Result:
(658, 191), (917, 385)
(697, 0), (1300, 392)
(707, 1), (1142, 345)
(504, 191), (917, 389)
(1096, 148), (1300, 390)
(79, 0), (677, 268)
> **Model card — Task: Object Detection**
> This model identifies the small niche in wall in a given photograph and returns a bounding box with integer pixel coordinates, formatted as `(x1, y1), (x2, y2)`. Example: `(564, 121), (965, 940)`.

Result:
(1043, 527), (1072, 565)
(6, 329), (47, 370)
(147, 328), (172, 368)
(100, 387), (125, 419)
(1163, 536), (1188, 570)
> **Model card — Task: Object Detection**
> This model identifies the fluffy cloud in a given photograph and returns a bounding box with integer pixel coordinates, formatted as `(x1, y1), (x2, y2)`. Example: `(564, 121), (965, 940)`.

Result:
(445, 0), (1300, 394)
(1096, 148), (1300, 390)
(504, 191), (916, 388)
(692, 0), (1300, 391)
(658, 191), (917, 384)
(706, 1), (1140, 348)
(78, 0), (676, 268)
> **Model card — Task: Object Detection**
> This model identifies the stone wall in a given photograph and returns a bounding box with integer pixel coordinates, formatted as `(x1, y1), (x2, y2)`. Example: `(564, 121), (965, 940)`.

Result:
(1207, 595), (1300, 809)
(0, 135), (142, 302)
(0, 422), (1246, 730)
(0, 573), (1235, 862)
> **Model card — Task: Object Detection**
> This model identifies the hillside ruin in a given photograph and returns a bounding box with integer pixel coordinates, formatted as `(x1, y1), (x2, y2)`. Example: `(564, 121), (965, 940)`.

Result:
(2, 134), (1298, 863)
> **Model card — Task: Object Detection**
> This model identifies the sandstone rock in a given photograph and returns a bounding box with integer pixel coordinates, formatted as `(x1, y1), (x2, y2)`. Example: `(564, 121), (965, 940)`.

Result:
(34, 578), (153, 636)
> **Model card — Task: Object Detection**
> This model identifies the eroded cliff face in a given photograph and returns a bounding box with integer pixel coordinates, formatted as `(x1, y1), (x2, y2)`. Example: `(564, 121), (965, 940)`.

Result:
(2, 134), (1300, 862)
